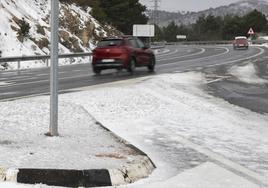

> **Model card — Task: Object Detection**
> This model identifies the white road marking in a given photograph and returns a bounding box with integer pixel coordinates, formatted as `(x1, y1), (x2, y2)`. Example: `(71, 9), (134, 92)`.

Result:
(0, 82), (8, 86)
(157, 48), (206, 61)
(158, 47), (230, 67)
(205, 47), (265, 68)
(0, 47), (264, 92)
(156, 49), (179, 57)
(0, 74), (91, 88)
(206, 76), (232, 84)
(0, 69), (89, 85)
(0, 76), (151, 102)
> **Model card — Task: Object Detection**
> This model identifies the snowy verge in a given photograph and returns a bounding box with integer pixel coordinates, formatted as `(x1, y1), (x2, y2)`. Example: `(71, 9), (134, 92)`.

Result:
(1, 71), (268, 187)
(229, 62), (268, 84)
(135, 162), (259, 188)
(58, 72), (268, 182)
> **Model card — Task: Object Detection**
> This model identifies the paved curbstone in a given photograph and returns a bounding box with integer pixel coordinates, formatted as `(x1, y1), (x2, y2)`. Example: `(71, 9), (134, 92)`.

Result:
(17, 169), (112, 187)
(6, 168), (19, 182)
(0, 167), (19, 182)
(109, 156), (155, 186)
(1, 121), (156, 187)
(3, 155), (155, 187)
(95, 121), (156, 186)
(0, 166), (6, 181)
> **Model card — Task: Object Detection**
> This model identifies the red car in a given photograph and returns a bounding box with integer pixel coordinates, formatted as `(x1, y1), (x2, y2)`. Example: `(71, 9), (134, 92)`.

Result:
(92, 36), (155, 74)
(233, 36), (249, 50)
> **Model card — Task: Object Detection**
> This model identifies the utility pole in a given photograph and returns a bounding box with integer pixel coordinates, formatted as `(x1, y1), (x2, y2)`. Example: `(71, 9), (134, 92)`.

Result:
(49, 0), (59, 136)
(151, 0), (161, 25)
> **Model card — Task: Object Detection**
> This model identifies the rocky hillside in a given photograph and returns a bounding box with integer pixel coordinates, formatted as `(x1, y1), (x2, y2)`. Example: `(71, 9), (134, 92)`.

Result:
(0, 0), (120, 69)
(149, 0), (268, 26)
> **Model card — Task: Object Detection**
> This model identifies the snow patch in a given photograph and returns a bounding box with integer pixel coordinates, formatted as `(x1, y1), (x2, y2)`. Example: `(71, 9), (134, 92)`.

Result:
(229, 62), (268, 84)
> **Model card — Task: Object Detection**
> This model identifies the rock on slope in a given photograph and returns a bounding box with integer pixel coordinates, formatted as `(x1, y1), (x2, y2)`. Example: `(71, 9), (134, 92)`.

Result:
(0, 0), (120, 69)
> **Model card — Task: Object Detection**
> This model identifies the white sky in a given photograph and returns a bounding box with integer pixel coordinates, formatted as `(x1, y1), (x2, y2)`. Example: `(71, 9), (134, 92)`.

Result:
(139, 0), (267, 12)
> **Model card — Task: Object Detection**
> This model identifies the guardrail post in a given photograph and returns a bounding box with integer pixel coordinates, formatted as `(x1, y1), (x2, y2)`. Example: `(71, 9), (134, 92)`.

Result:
(89, 54), (92, 63)
(18, 60), (21, 74)
(45, 59), (49, 67)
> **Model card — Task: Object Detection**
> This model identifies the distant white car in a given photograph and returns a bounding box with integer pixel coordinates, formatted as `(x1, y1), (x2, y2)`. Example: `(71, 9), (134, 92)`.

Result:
(233, 36), (249, 50)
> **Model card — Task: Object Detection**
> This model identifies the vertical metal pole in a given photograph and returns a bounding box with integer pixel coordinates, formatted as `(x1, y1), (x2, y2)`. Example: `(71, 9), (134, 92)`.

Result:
(49, 0), (59, 136)
(17, 60), (20, 73)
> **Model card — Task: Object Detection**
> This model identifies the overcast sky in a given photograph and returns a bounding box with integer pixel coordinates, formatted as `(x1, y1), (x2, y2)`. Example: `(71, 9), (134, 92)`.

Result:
(139, 0), (266, 12)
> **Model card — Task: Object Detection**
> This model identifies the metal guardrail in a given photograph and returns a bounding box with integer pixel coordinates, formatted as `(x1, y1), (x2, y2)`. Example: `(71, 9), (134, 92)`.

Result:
(0, 52), (92, 71)
(165, 39), (268, 45)
(251, 39), (268, 44)
(166, 41), (233, 45)
(1, 39), (266, 71)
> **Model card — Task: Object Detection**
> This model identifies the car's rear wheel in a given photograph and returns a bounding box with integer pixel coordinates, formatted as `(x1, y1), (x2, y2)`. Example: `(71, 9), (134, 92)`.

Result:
(127, 57), (136, 73)
(148, 55), (156, 72)
(93, 67), (101, 75)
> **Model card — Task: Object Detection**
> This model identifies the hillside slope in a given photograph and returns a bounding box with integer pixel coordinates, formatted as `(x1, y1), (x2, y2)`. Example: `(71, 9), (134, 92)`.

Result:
(149, 0), (268, 26)
(0, 0), (120, 69)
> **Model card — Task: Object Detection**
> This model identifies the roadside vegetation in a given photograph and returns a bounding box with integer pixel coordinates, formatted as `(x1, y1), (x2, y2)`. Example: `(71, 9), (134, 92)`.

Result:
(17, 18), (31, 42)
(154, 10), (268, 42)
(59, 1), (267, 42)
(60, 0), (148, 35)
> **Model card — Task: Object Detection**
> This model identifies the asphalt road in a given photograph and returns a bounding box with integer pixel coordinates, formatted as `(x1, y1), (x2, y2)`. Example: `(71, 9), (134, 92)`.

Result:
(0, 45), (267, 115)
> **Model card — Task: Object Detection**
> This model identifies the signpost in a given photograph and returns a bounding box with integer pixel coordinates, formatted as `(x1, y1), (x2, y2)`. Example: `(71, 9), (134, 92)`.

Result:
(176, 35), (187, 40)
(247, 27), (255, 42)
(247, 28), (255, 35)
(49, 0), (59, 136)
(133, 24), (155, 37)
(133, 24), (155, 47)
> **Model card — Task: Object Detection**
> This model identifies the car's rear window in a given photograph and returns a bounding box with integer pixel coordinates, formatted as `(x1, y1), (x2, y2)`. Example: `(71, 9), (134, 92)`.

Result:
(97, 39), (123, 47)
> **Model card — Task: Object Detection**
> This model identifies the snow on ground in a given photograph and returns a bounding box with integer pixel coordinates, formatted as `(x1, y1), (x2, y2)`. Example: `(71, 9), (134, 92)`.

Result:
(0, 99), (139, 170)
(125, 162), (259, 188)
(0, 71), (268, 187)
(259, 36), (268, 40)
(229, 62), (268, 84)
(60, 72), (268, 178)
(0, 182), (45, 188)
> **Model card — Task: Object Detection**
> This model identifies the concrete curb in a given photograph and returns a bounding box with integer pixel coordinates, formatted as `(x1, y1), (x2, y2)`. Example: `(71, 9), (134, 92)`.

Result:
(0, 121), (155, 187)
(0, 167), (6, 181)
(109, 156), (155, 186)
(96, 121), (156, 186)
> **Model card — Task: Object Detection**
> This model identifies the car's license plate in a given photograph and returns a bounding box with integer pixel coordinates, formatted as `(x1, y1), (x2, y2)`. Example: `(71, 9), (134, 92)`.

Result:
(102, 59), (115, 62)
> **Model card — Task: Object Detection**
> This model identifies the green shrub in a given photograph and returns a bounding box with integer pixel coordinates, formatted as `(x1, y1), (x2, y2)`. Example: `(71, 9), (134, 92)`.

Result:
(17, 18), (31, 42)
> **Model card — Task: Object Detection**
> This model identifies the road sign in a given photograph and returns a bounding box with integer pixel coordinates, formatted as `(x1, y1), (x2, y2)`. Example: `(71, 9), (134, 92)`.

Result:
(133, 25), (155, 37)
(247, 28), (255, 35)
(176, 35), (187, 39)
